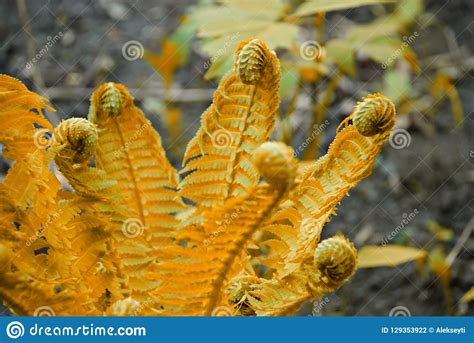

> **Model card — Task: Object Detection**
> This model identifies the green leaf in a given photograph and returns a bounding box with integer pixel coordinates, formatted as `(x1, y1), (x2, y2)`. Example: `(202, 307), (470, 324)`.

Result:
(360, 37), (403, 66)
(258, 22), (299, 51)
(381, 70), (413, 105)
(394, 0), (424, 25)
(293, 0), (395, 17)
(325, 39), (356, 76)
(204, 54), (233, 80)
(279, 67), (299, 99)
(358, 245), (426, 268)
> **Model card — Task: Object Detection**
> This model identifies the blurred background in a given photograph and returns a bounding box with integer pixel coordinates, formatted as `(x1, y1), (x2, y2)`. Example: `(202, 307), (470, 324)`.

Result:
(0, 0), (473, 316)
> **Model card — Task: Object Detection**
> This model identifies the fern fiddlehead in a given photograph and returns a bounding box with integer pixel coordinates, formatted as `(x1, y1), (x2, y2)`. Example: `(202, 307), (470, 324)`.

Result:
(309, 235), (358, 293)
(237, 38), (268, 84)
(251, 142), (297, 192)
(55, 117), (98, 165)
(352, 93), (396, 137)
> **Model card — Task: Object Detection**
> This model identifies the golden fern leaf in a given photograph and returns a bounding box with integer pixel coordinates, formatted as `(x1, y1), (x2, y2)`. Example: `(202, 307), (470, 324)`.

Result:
(0, 147), (105, 315)
(294, 93), (395, 230)
(52, 117), (129, 305)
(224, 93), (396, 315)
(151, 142), (297, 315)
(88, 82), (184, 298)
(179, 38), (281, 207)
(0, 74), (54, 161)
(54, 117), (117, 198)
(229, 235), (357, 316)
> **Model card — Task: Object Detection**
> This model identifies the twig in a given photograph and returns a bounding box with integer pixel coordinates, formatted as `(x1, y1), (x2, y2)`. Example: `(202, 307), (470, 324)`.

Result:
(15, 0), (45, 91)
(45, 87), (216, 103)
(446, 217), (474, 267)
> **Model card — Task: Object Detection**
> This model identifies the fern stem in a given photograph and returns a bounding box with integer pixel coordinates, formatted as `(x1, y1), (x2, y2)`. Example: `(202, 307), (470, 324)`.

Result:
(205, 188), (284, 315)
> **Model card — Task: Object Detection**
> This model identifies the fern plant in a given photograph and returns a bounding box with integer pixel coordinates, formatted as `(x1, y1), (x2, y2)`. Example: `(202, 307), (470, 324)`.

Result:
(0, 38), (396, 316)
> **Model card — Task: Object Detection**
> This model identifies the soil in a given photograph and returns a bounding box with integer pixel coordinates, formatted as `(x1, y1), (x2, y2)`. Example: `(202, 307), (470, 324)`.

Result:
(0, 0), (472, 316)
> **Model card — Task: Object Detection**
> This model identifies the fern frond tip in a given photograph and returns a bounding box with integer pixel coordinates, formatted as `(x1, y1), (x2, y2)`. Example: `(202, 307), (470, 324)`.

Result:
(252, 142), (297, 191)
(237, 38), (272, 84)
(352, 93), (396, 136)
(310, 235), (357, 292)
(55, 118), (98, 165)
(89, 82), (132, 120)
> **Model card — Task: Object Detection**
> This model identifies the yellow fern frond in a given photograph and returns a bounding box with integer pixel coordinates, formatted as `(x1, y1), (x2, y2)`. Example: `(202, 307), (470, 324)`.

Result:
(151, 141), (298, 315)
(88, 82), (184, 298)
(295, 93), (395, 229)
(228, 235), (357, 316)
(0, 75), (54, 161)
(179, 38), (281, 207)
